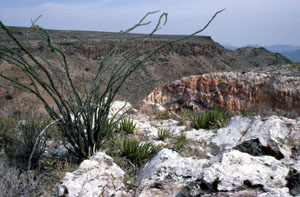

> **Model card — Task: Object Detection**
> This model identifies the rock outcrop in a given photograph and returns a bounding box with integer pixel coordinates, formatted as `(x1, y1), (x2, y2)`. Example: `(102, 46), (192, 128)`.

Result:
(136, 149), (209, 196)
(56, 152), (128, 197)
(142, 71), (300, 117)
(54, 101), (300, 196)
(211, 115), (300, 159)
(188, 150), (291, 196)
(134, 115), (300, 196)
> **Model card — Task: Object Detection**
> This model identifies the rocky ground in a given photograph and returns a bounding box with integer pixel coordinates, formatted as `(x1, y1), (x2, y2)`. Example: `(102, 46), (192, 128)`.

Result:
(53, 101), (300, 197)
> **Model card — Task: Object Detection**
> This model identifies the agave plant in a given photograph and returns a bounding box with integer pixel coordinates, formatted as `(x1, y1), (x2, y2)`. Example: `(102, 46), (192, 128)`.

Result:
(191, 109), (232, 130)
(119, 138), (163, 166)
(176, 133), (187, 150)
(118, 118), (136, 134)
(157, 128), (170, 141)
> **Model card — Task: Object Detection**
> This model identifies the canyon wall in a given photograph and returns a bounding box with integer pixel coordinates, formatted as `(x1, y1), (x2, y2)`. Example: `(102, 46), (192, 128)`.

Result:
(0, 27), (293, 116)
(142, 71), (300, 117)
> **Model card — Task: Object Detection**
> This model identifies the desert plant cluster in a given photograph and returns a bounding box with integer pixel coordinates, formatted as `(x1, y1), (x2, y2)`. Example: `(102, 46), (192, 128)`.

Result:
(191, 109), (232, 129)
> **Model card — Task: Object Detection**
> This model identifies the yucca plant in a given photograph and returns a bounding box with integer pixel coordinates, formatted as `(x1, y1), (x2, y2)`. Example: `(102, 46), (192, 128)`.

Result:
(192, 112), (210, 129)
(176, 133), (187, 150)
(119, 138), (163, 166)
(191, 109), (232, 129)
(157, 128), (170, 141)
(0, 10), (224, 160)
(118, 118), (136, 134)
(207, 109), (232, 129)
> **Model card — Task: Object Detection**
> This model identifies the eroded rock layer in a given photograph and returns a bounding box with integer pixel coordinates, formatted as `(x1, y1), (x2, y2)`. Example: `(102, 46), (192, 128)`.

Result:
(142, 71), (300, 116)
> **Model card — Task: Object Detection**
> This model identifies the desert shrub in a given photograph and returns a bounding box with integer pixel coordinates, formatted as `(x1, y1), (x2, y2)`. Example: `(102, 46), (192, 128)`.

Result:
(176, 133), (187, 150)
(4, 93), (13, 100)
(117, 118), (136, 134)
(0, 157), (39, 196)
(12, 110), (21, 118)
(191, 109), (232, 129)
(157, 128), (170, 141)
(119, 138), (163, 166)
(0, 117), (17, 150)
(0, 10), (224, 160)
(0, 116), (52, 170)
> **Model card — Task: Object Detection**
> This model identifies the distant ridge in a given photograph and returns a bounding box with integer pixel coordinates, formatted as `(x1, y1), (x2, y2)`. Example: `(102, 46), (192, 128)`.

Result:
(0, 26), (213, 44)
(223, 43), (300, 62)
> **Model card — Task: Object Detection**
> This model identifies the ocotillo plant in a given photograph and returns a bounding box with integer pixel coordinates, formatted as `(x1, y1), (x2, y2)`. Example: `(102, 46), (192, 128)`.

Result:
(0, 10), (224, 160)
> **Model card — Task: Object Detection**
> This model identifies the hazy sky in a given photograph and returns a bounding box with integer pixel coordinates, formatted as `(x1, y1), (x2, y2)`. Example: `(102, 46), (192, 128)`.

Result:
(1, 0), (299, 46)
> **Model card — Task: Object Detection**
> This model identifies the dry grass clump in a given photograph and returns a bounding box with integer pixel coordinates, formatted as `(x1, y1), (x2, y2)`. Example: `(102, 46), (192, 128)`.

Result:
(0, 114), (80, 195)
(0, 156), (40, 196)
(0, 116), (52, 170)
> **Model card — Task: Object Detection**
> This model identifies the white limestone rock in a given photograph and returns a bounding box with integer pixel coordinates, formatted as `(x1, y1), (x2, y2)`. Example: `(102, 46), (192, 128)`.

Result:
(56, 152), (128, 197)
(211, 116), (298, 159)
(142, 102), (167, 112)
(133, 116), (185, 138)
(134, 119), (158, 137)
(170, 125), (186, 135)
(136, 148), (209, 196)
(109, 100), (136, 118)
(258, 187), (292, 197)
(201, 150), (289, 192)
(154, 119), (186, 136)
(183, 128), (215, 142)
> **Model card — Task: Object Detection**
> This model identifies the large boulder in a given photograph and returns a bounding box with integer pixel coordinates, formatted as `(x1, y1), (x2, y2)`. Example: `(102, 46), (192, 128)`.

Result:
(136, 148), (209, 196)
(200, 150), (289, 192)
(56, 152), (128, 197)
(211, 115), (300, 160)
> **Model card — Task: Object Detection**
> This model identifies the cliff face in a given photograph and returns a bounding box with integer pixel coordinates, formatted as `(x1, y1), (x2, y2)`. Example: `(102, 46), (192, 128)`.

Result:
(55, 41), (218, 58)
(142, 71), (300, 117)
